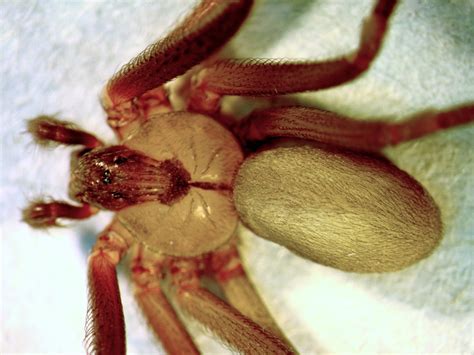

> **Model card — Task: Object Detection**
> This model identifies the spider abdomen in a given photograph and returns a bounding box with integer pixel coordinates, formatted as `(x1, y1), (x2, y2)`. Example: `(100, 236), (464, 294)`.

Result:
(234, 144), (442, 272)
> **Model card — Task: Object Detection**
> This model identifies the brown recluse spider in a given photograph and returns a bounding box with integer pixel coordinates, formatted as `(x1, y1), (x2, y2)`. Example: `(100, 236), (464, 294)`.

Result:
(12, 0), (473, 353)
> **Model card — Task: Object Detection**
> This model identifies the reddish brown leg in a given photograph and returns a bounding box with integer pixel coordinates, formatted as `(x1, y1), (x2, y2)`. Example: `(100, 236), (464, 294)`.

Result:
(130, 245), (199, 355)
(102, 0), (253, 139)
(191, 0), (397, 101)
(27, 115), (103, 147)
(84, 220), (130, 355)
(207, 240), (294, 349)
(22, 201), (97, 228)
(168, 257), (294, 354)
(23, 116), (102, 228)
(102, 0), (254, 108)
(240, 103), (474, 152)
(104, 86), (173, 140)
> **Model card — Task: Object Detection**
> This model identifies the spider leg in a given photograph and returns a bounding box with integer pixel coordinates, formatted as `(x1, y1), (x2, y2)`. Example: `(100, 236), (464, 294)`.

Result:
(104, 86), (173, 140)
(206, 239), (292, 346)
(130, 244), (199, 354)
(84, 220), (131, 355)
(27, 115), (103, 148)
(168, 257), (294, 354)
(190, 0), (397, 109)
(22, 201), (97, 229)
(102, 0), (253, 107)
(102, 0), (253, 138)
(239, 103), (474, 153)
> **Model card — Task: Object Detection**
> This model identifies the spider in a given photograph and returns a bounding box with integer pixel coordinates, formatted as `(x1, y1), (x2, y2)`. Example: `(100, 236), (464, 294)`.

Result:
(12, 0), (474, 354)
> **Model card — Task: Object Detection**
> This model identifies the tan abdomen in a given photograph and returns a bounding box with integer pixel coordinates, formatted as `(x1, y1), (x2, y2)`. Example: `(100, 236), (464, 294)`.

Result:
(234, 144), (442, 272)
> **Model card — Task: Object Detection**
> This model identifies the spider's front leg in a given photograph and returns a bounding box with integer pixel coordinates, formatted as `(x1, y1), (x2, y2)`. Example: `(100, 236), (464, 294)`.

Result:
(189, 0), (397, 112)
(85, 220), (131, 355)
(101, 0), (254, 139)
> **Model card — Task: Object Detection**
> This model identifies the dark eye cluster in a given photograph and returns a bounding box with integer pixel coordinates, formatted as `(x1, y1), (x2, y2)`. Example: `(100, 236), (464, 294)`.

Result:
(113, 156), (128, 165)
(100, 154), (130, 186)
(102, 169), (112, 184)
(111, 191), (124, 199)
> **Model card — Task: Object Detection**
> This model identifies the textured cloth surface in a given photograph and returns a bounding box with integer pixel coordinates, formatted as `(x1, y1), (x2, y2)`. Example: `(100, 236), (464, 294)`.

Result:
(1, 1), (473, 353)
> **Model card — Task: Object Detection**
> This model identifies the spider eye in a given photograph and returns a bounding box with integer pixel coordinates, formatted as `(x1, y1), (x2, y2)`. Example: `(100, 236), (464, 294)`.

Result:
(113, 156), (127, 165)
(102, 170), (112, 185)
(111, 192), (123, 199)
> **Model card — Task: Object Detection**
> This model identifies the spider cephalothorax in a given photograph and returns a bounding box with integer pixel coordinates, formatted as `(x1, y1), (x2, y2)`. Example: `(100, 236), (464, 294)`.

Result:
(21, 0), (473, 354)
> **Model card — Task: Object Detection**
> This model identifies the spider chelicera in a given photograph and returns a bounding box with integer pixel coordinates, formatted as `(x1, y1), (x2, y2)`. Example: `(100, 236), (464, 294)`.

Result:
(14, 2), (472, 352)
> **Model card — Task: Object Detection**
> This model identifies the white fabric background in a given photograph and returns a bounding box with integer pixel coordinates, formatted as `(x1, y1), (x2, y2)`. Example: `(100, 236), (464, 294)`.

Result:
(1, 1), (473, 353)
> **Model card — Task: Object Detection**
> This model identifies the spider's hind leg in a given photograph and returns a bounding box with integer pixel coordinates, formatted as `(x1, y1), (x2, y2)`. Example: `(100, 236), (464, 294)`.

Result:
(238, 103), (474, 153)
(129, 244), (199, 355)
(206, 239), (292, 345)
(168, 253), (295, 354)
